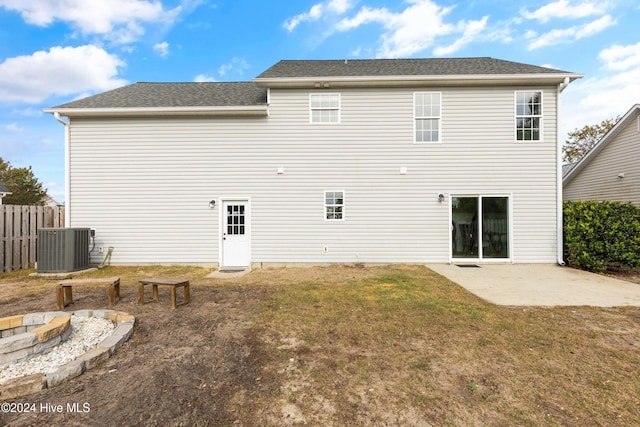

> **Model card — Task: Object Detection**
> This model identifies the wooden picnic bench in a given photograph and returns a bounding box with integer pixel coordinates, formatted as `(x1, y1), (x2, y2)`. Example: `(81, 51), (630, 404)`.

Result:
(56, 277), (121, 309)
(138, 278), (190, 309)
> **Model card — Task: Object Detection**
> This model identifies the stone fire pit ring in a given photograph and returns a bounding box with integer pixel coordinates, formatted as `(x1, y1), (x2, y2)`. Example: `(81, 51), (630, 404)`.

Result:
(0, 310), (135, 400)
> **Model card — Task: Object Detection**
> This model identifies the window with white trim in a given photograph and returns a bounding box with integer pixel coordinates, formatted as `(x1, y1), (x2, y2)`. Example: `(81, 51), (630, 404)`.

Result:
(310, 93), (340, 123)
(324, 191), (344, 220)
(515, 91), (542, 141)
(414, 92), (441, 143)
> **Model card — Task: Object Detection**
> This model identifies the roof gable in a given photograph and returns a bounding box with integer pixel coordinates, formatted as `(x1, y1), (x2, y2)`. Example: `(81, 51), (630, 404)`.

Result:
(563, 104), (640, 185)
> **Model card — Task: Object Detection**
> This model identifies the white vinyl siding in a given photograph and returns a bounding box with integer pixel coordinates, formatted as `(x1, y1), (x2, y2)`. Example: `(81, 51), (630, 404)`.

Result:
(68, 85), (559, 265)
(564, 111), (640, 207)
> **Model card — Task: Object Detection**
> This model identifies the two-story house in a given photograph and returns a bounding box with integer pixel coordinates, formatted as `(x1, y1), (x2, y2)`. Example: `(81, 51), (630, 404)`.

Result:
(45, 57), (581, 268)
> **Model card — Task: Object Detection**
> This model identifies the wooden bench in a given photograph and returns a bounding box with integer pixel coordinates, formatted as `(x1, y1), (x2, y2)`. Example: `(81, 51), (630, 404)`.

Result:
(138, 278), (190, 309)
(56, 277), (121, 309)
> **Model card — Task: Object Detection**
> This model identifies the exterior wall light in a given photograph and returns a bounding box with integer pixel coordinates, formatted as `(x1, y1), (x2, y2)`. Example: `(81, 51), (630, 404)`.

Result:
(209, 200), (216, 208)
(438, 193), (445, 203)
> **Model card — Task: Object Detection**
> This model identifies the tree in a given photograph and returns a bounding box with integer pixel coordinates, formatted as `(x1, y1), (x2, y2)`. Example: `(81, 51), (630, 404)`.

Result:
(0, 158), (48, 205)
(562, 116), (620, 164)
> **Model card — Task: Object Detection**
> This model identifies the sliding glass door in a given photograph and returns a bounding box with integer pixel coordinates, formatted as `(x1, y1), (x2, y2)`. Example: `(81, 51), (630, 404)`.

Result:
(451, 196), (509, 260)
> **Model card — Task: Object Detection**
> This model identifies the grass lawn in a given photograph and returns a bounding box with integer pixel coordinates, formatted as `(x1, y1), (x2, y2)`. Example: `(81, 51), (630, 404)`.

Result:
(253, 264), (640, 426)
(1, 264), (639, 426)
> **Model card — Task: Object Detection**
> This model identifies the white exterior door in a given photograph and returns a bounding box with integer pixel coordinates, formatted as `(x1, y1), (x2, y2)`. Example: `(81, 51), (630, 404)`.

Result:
(221, 200), (250, 268)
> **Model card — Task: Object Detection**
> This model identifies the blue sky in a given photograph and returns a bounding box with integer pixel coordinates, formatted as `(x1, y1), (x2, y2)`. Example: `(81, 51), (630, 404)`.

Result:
(1, 0), (639, 204)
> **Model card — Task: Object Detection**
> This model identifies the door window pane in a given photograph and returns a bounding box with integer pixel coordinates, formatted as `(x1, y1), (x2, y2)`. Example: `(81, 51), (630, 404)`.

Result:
(482, 197), (509, 258)
(452, 197), (478, 258)
(452, 196), (509, 259)
(226, 204), (246, 235)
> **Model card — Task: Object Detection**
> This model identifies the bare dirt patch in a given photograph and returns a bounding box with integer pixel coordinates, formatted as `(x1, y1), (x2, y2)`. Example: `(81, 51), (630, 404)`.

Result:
(1, 264), (639, 426)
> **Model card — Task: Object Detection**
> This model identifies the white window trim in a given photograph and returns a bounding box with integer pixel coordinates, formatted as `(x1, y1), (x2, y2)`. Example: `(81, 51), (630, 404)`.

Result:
(413, 91), (442, 144)
(324, 190), (345, 221)
(514, 90), (543, 143)
(309, 93), (341, 124)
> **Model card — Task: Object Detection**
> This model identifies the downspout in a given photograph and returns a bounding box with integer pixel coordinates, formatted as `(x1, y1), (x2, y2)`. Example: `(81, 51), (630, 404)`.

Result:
(53, 112), (71, 227)
(556, 77), (570, 266)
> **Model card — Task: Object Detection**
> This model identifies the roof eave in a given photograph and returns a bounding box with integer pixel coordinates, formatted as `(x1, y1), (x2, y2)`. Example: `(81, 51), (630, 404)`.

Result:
(253, 73), (584, 88)
(563, 103), (640, 185)
(44, 105), (269, 118)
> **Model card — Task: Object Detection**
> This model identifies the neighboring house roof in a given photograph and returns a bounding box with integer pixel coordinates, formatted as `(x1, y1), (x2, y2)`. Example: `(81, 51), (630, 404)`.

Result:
(43, 194), (61, 207)
(562, 163), (577, 178)
(563, 104), (640, 185)
(0, 181), (11, 194)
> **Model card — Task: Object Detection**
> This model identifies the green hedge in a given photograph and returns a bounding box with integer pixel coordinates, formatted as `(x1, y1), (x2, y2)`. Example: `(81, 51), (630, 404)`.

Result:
(563, 200), (640, 272)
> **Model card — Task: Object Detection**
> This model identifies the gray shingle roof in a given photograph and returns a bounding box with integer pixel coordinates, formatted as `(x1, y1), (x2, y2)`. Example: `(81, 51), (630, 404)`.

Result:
(562, 163), (577, 178)
(0, 181), (11, 194)
(52, 82), (267, 109)
(49, 57), (578, 111)
(255, 57), (572, 79)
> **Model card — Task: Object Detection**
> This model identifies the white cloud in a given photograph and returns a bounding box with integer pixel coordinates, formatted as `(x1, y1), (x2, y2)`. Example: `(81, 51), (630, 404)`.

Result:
(0, 0), (181, 44)
(153, 41), (169, 58)
(218, 57), (250, 77)
(350, 46), (374, 57)
(328, 0), (350, 14)
(522, 0), (607, 23)
(11, 107), (43, 117)
(333, 0), (487, 58)
(335, 6), (394, 31)
(434, 16), (488, 56)
(4, 123), (24, 132)
(526, 15), (615, 50)
(598, 41), (640, 71)
(284, 0), (353, 32)
(562, 41), (640, 137)
(0, 45), (126, 104)
(193, 74), (216, 82)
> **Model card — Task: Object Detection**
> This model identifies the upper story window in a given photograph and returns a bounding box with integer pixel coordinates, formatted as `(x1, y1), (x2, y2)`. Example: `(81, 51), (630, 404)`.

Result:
(325, 190), (344, 221)
(515, 91), (542, 141)
(310, 93), (340, 123)
(414, 92), (441, 143)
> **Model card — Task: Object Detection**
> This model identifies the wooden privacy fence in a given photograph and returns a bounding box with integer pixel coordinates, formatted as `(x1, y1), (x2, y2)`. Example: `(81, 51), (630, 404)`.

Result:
(0, 205), (65, 273)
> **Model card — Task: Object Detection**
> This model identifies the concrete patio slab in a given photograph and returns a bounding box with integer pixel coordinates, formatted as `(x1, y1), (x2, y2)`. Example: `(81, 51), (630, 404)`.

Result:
(426, 263), (640, 307)
(206, 269), (251, 279)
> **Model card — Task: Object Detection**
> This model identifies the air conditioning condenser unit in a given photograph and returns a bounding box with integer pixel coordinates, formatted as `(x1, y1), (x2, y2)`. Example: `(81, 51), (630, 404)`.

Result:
(37, 228), (90, 273)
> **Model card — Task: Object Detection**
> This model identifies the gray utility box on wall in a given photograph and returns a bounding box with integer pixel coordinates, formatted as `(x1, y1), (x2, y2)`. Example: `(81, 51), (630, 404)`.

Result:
(37, 228), (90, 273)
